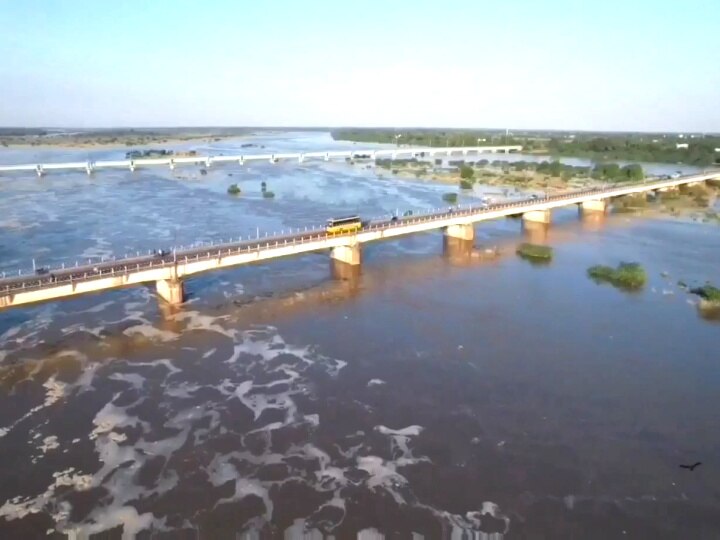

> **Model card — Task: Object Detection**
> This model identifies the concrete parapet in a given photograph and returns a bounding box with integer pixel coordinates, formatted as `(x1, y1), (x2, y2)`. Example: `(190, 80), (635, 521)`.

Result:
(581, 199), (607, 213)
(444, 223), (475, 241)
(156, 278), (184, 305)
(330, 243), (361, 266)
(522, 209), (551, 224)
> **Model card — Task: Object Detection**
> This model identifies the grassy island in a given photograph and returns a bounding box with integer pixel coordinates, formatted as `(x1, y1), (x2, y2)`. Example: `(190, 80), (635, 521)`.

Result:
(227, 184), (241, 195)
(588, 262), (647, 289)
(516, 243), (553, 261)
(691, 283), (720, 319)
(691, 284), (720, 302)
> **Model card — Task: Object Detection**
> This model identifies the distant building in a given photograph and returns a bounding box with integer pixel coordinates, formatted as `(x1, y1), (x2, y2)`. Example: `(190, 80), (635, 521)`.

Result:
(676, 143), (689, 149)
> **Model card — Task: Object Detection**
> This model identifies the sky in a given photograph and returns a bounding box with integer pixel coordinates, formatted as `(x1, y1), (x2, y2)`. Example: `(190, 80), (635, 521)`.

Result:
(0, 0), (718, 131)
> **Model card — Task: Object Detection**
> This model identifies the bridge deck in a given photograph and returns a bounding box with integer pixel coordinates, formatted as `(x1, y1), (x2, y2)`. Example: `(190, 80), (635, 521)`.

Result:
(1, 171), (717, 310)
(0, 145), (523, 175)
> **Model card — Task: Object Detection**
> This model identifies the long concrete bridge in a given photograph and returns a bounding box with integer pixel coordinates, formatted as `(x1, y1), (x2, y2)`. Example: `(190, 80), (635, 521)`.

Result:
(0, 145), (523, 176)
(1, 171), (717, 311)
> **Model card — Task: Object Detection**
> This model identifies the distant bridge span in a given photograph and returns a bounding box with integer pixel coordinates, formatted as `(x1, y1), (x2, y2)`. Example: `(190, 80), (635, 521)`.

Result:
(0, 145), (523, 176)
(1, 171), (717, 311)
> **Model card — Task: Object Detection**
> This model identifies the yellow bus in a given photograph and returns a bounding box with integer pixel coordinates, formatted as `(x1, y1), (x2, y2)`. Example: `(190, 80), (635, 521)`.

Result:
(326, 215), (362, 235)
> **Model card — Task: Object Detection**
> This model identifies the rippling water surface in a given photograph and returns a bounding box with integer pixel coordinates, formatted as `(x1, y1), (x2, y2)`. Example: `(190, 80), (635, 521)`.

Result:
(1, 132), (719, 538)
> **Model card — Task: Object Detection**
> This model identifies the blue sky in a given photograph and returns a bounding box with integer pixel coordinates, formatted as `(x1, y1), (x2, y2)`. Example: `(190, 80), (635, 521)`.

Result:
(0, 0), (718, 131)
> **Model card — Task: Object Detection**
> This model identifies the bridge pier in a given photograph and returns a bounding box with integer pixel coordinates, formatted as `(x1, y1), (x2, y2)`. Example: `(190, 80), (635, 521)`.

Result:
(443, 236), (473, 263)
(522, 209), (551, 224)
(522, 220), (549, 243)
(156, 278), (184, 306)
(444, 223), (475, 241)
(581, 199), (607, 213)
(330, 243), (361, 266)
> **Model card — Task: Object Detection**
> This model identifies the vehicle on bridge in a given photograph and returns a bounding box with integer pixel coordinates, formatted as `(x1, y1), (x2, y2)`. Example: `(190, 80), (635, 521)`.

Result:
(326, 215), (362, 235)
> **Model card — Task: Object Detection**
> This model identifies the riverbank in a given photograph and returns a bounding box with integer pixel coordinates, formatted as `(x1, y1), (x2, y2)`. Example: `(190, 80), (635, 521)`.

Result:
(0, 135), (242, 150)
(332, 129), (720, 167)
(365, 160), (607, 192)
(356, 159), (720, 221)
(0, 132), (247, 150)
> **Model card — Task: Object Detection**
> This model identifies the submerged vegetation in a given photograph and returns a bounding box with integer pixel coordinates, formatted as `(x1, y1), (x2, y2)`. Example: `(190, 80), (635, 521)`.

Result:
(442, 192), (458, 204)
(262, 190), (276, 199)
(691, 283), (720, 319)
(690, 284), (720, 303)
(588, 262), (647, 289)
(516, 243), (553, 261)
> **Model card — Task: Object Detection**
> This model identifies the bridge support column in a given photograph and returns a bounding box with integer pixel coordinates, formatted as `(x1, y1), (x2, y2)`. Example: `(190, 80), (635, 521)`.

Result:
(581, 199), (607, 213)
(444, 223), (474, 241)
(443, 236), (473, 264)
(330, 244), (361, 266)
(156, 278), (184, 306)
(522, 209), (551, 224)
(522, 221), (549, 243)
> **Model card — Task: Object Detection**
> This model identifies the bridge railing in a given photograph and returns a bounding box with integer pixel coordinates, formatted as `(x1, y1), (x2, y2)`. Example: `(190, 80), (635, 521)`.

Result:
(2, 173), (717, 297)
(0, 186), (610, 295)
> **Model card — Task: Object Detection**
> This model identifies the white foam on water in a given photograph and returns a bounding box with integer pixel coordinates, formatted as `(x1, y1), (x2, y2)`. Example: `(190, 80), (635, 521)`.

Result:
(79, 300), (116, 314)
(123, 324), (179, 342)
(376, 425), (423, 437)
(108, 372), (146, 390)
(367, 379), (386, 386)
(173, 310), (238, 339)
(0, 468), (93, 522)
(0, 319), (511, 536)
(0, 376), (67, 439)
(207, 454), (274, 522)
(164, 381), (201, 399)
(39, 435), (59, 453)
(60, 322), (106, 338)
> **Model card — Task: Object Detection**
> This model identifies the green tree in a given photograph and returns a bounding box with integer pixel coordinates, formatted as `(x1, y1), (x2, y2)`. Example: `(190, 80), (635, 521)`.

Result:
(459, 179), (474, 189)
(621, 164), (644, 181)
(459, 165), (475, 180)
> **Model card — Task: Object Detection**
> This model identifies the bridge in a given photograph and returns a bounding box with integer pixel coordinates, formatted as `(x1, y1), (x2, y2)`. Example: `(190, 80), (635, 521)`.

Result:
(0, 145), (523, 176)
(1, 171), (717, 311)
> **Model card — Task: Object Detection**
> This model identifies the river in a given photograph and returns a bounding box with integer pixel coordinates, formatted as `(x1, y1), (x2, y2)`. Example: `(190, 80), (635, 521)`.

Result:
(0, 132), (718, 538)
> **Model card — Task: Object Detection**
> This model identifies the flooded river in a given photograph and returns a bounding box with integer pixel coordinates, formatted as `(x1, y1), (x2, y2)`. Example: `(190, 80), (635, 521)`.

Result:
(0, 132), (718, 538)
